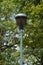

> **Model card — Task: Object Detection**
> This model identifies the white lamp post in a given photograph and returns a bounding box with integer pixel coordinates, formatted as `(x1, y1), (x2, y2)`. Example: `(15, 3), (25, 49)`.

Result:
(15, 13), (27, 65)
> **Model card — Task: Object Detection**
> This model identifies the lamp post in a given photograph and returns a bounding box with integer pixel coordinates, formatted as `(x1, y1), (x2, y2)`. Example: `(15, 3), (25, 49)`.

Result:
(15, 13), (27, 65)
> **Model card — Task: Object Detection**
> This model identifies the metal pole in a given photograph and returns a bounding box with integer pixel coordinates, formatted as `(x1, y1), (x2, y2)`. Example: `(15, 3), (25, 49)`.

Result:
(20, 30), (23, 65)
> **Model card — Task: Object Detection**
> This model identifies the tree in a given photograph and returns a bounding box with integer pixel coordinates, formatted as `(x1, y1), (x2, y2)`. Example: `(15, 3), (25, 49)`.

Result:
(0, 0), (43, 65)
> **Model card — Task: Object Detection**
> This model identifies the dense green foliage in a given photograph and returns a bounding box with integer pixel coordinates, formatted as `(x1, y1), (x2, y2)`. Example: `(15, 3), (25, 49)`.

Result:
(0, 0), (43, 65)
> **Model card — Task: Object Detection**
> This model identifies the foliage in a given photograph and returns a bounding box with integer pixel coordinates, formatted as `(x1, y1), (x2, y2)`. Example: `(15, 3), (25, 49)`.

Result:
(0, 0), (43, 65)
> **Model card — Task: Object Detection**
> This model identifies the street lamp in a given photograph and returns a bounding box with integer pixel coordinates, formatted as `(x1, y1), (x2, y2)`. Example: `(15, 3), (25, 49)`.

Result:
(15, 13), (27, 29)
(15, 13), (27, 65)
